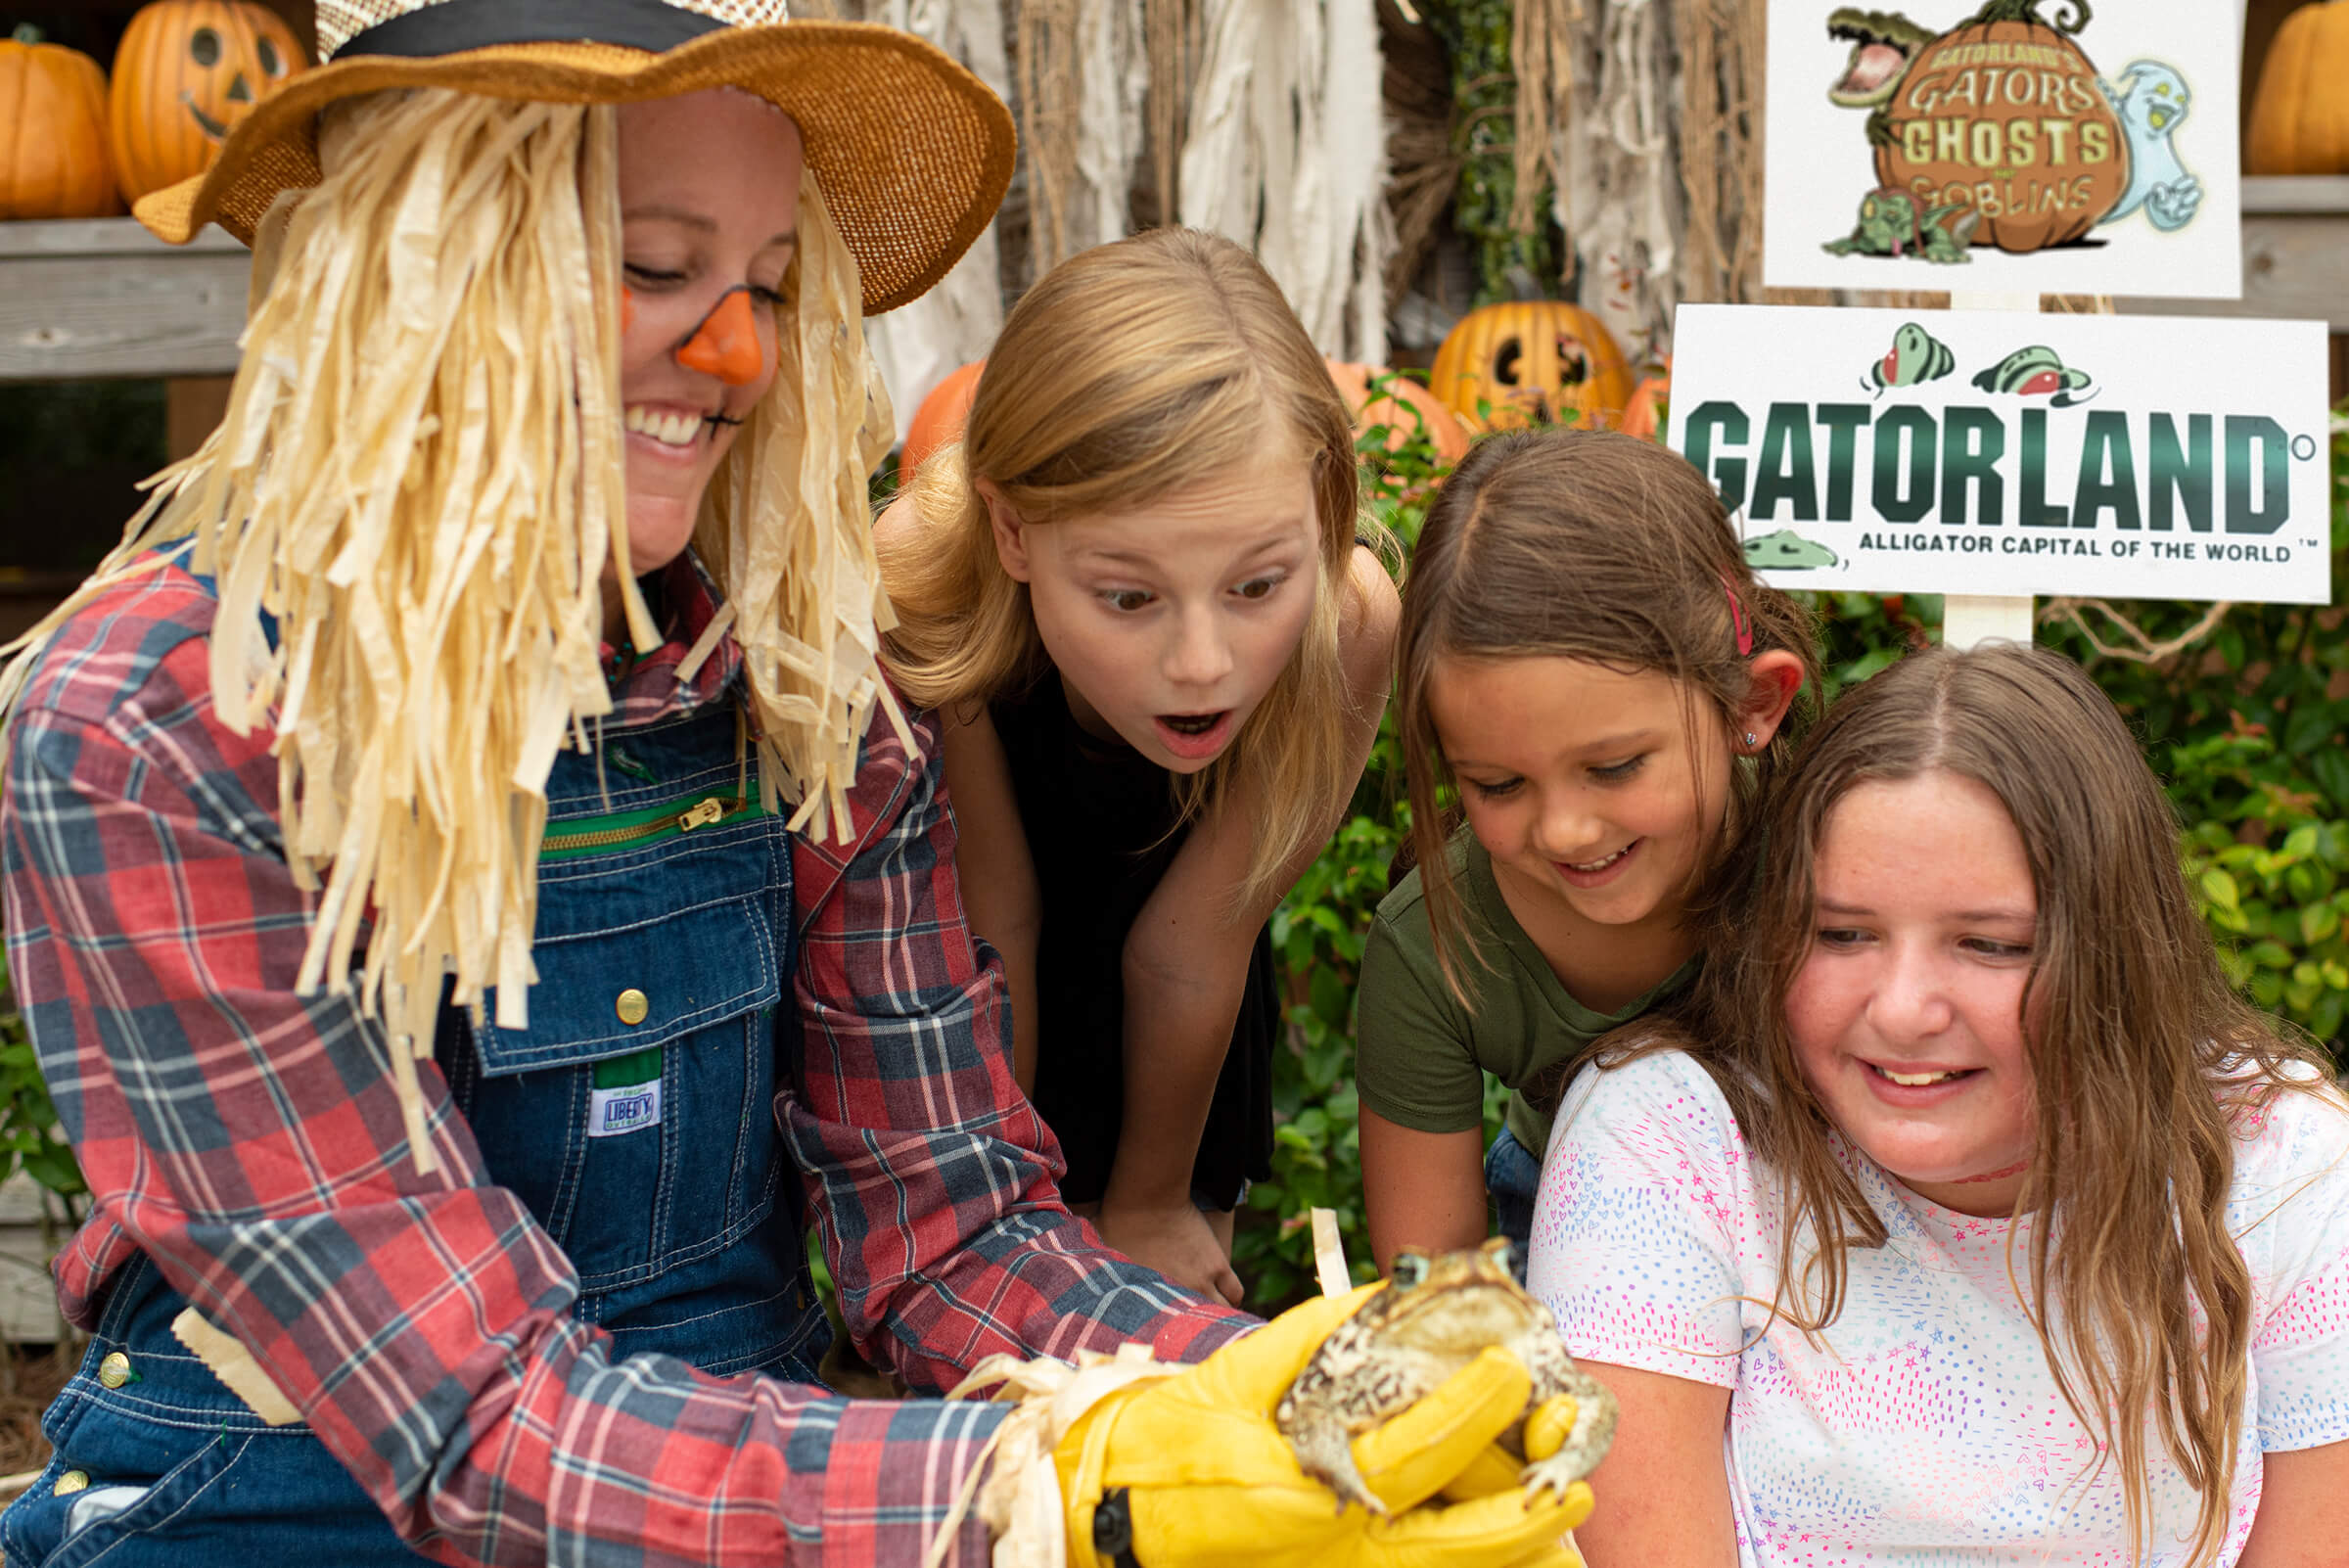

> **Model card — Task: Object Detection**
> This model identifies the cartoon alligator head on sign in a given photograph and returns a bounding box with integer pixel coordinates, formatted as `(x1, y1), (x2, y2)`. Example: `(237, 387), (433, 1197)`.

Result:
(1865, 322), (1958, 395)
(1972, 346), (2097, 408)
(1824, 8), (1935, 107)
(1744, 530), (1840, 572)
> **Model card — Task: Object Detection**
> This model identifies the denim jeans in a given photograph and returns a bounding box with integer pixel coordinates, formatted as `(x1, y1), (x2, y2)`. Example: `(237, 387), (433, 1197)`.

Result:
(1483, 1126), (1542, 1282)
(2, 702), (830, 1566)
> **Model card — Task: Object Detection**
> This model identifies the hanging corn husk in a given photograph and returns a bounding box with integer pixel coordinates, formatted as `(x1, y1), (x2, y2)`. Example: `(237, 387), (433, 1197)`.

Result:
(856, 0), (1016, 443)
(1179, 0), (1389, 361)
(1559, 0), (1681, 362)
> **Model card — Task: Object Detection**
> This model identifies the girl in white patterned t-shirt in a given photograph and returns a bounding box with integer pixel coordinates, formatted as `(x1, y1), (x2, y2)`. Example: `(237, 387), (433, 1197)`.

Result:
(1529, 644), (2349, 1568)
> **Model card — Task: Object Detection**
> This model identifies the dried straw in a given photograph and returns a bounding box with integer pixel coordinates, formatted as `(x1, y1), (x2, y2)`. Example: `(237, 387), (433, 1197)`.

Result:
(1017, 0), (1083, 275)
(1508, 0), (1577, 236)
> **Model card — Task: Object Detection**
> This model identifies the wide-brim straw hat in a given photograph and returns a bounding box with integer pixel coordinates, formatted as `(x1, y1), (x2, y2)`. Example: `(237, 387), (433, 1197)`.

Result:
(132, 0), (1014, 314)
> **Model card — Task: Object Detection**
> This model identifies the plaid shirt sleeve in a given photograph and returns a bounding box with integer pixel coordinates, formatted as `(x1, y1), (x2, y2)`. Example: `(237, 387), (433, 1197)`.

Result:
(0, 572), (1048, 1568)
(784, 704), (1255, 1414)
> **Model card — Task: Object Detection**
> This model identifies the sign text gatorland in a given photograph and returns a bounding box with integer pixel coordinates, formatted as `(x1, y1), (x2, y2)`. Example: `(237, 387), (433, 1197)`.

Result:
(1668, 305), (2331, 605)
(1762, 0), (2242, 297)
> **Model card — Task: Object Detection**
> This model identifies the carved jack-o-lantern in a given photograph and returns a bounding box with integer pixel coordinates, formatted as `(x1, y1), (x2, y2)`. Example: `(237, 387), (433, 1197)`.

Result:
(1429, 300), (1635, 433)
(109, 0), (307, 206)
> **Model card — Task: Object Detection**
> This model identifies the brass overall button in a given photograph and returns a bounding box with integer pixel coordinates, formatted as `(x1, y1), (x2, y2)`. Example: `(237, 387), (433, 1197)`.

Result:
(616, 989), (650, 1026)
(54, 1471), (88, 1496)
(96, 1352), (132, 1389)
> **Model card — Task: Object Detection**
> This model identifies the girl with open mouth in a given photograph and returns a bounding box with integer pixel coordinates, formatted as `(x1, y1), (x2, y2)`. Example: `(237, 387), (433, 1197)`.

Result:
(878, 229), (1399, 1307)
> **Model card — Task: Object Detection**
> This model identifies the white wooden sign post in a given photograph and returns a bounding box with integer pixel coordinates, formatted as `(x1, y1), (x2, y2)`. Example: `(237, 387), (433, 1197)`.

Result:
(1945, 291), (2042, 649)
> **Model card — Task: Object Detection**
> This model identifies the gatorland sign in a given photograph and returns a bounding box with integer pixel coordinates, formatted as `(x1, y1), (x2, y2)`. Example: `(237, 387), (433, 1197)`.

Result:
(1763, 0), (2242, 296)
(1668, 304), (2331, 604)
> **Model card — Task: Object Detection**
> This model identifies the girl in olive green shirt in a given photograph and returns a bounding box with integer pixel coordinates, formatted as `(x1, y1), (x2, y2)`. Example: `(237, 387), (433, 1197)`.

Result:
(1356, 430), (1816, 1272)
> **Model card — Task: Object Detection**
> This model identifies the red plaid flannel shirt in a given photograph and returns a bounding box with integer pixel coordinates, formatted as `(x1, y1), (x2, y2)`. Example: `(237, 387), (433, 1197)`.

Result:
(1, 551), (1249, 1566)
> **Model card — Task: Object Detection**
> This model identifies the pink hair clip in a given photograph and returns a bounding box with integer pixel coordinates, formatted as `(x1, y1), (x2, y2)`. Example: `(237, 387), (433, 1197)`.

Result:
(1723, 576), (1754, 658)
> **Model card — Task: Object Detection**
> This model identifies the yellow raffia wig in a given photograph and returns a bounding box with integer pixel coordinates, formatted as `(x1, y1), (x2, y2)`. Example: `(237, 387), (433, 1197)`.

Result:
(0, 88), (900, 1170)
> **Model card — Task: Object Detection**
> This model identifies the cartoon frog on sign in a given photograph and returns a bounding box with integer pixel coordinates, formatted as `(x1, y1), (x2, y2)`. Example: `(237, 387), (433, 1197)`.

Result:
(1822, 188), (1979, 264)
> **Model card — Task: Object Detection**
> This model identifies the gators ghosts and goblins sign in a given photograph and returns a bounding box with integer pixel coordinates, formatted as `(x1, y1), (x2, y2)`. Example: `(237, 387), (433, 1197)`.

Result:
(1764, 0), (2241, 296)
(1668, 305), (2331, 604)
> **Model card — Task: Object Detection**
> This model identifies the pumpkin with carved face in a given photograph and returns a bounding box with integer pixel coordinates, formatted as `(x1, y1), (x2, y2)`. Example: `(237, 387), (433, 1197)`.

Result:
(1429, 300), (1635, 433)
(109, 0), (306, 205)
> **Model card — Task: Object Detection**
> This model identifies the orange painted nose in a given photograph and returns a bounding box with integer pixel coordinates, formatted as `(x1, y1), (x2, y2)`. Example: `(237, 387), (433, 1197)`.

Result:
(677, 289), (764, 386)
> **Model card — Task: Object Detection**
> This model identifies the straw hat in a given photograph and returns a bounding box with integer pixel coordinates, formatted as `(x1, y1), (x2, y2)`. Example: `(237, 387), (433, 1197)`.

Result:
(131, 0), (1014, 313)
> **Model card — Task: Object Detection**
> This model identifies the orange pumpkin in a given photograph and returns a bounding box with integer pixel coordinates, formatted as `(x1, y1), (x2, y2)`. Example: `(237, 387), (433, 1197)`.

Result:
(1324, 359), (1470, 467)
(899, 358), (985, 481)
(109, 0), (306, 206)
(1619, 357), (1672, 442)
(2247, 1), (2349, 174)
(0, 25), (121, 219)
(1871, 0), (2128, 253)
(1429, 300), (1635, 433)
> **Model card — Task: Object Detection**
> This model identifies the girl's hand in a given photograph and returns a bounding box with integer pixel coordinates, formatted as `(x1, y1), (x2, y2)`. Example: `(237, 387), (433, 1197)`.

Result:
(1097, 1199), (1245, 1307)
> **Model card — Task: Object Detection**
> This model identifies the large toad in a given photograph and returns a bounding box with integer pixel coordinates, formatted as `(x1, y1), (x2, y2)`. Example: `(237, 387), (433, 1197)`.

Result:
(1274, 1237), (1617, 1517)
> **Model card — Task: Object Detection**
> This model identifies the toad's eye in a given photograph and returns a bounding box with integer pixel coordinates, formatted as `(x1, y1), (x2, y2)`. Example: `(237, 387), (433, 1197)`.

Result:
(1391, 1253), (1429, 1289)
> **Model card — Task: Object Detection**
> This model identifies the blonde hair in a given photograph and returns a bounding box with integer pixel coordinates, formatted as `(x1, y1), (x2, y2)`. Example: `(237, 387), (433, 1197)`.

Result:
(878, 227), (1374, 911)
(1615, 645), (2338, 1567)
(1395, 429), (1820, 1005)
(0, 88), (898, 1169)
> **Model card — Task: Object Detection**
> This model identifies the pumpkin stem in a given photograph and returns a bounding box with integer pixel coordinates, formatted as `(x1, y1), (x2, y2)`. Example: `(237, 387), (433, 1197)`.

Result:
(1959, 0), (2092, 32)
(10, 23), (42, 44)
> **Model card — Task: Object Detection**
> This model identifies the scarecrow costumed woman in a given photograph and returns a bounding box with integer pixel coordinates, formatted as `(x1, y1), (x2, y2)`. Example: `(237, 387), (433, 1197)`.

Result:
(0, 3), (1593, 1565)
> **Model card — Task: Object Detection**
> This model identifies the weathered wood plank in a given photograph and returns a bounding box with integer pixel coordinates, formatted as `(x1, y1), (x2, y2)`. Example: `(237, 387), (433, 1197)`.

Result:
(0, 246), (251, 381)
(2117, 211), (2349, 331)
(0, 217), (244, 258)
(2241, 175), (2349, 215)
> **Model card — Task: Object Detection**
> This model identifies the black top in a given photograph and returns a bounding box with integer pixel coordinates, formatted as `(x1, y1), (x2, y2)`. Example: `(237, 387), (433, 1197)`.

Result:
(990, 672), (1275, 1212)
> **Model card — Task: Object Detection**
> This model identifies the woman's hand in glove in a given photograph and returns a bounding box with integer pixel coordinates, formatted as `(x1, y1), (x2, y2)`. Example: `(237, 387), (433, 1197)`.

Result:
(1052, 1283), (1595, 1568)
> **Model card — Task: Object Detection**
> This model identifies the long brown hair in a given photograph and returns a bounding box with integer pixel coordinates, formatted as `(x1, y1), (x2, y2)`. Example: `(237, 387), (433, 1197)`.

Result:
(878, 227), (1375, 911)
(1632, 644), (2336, 1566)
(1394, 428), (1820, 1001)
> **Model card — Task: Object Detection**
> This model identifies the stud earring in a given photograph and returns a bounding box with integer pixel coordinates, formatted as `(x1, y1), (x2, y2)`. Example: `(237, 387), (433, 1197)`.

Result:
(1743, 732), (1759, 748)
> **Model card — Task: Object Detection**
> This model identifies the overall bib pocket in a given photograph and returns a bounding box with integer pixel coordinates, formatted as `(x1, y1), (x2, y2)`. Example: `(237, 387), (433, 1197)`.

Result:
(438, 741), (793, 1296)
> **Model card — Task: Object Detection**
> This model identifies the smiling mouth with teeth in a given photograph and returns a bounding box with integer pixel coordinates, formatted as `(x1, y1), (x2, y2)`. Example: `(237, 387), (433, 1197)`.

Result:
(625, 405), (741, 448)
(1871, 1065), (1975, 1087)
(1565, 846), (1631, 873)
(1160, 713), (1222, 736)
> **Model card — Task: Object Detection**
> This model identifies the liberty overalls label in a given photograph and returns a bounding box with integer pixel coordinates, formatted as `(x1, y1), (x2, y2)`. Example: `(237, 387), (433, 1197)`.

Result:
(588, 1045), (665, 1136)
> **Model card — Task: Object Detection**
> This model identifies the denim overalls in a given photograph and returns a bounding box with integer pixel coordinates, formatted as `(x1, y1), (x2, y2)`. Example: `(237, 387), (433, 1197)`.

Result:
(1, 698), (829, 1566)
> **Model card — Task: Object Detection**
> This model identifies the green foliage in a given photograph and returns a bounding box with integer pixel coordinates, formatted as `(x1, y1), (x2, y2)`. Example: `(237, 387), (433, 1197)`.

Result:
(1424, 0), (1563, 306)
(0, 945), (84, 1207)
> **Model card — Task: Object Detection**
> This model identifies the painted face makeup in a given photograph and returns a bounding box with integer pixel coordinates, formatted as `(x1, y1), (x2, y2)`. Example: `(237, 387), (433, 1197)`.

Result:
(998, 447), (1321, 773)
(1431, 658), (1738, 943)
(614, 90), (803, 577)
(1784, 771), (2041, 1218)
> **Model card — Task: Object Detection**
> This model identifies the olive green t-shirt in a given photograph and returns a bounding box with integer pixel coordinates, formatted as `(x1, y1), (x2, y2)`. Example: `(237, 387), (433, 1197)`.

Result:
(1355, 826), (1697, 1157)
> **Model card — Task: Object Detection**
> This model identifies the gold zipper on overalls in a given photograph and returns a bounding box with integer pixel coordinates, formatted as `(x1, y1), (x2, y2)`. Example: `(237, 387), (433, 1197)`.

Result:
(539, 708), (760, 858)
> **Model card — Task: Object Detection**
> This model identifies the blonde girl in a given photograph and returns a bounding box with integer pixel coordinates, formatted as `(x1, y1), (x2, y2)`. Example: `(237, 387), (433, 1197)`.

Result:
(1356, 429), (1814, 1272)
(878, 228), (1398, 1305)
(1536, 644), (2349, 1568)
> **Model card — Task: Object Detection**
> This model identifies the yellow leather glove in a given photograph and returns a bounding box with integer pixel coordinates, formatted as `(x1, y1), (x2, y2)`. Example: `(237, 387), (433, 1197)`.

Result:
(1052, 1283), (1595, 1568)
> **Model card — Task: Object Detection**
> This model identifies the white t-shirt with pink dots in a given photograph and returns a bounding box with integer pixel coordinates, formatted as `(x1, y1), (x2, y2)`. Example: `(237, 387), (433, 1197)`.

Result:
(1527, 1048), (2349, 1567)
